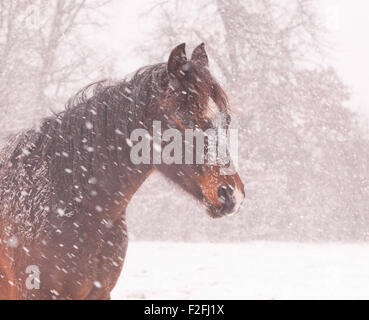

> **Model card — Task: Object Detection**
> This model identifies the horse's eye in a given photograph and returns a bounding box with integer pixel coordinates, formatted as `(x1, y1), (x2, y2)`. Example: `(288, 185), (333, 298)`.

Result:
(181, 119), (193, 127)
(204, 118), (215, 128)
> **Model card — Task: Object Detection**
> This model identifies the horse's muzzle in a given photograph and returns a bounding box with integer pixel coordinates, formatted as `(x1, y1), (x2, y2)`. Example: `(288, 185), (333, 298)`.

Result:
(206, 185), (245, 218)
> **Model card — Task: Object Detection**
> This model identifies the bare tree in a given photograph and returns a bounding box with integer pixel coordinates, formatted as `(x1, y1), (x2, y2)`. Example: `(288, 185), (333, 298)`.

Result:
(0, 0), (112, 140)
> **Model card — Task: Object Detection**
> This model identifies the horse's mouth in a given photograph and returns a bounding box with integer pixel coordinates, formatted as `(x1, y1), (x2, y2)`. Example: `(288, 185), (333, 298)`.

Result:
(206, 206), (238, 219)
(206, 206), (230, 219)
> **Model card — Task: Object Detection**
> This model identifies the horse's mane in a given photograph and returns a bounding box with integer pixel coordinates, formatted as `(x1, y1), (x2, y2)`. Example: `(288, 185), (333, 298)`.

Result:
(44, 59), (229, 135)
(52, 63), (167, 121)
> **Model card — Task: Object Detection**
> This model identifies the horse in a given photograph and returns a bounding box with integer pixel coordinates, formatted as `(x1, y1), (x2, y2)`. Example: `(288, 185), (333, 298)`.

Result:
(0, 43), (245, 300)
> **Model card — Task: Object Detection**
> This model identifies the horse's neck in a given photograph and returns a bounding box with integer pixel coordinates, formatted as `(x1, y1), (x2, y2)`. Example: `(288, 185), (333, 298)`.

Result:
(118, 165), (154, 210)
(47, 164), (152, 235)
(80, 164), (154, 223)
(44, 101), (154, 222)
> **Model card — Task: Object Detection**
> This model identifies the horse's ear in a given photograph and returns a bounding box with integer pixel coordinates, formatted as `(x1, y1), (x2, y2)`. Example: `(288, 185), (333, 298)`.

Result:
(168, 43), (188, 79)
(191, 43), (209, 68)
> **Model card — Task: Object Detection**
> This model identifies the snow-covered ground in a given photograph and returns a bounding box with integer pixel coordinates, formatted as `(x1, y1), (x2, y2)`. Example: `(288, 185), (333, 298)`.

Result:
(112, 241), (369, 300)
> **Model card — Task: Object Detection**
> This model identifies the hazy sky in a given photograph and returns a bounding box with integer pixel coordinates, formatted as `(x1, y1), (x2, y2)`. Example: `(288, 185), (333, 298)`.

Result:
(96, 0), (369, 121)
(325, 0), (369, 119)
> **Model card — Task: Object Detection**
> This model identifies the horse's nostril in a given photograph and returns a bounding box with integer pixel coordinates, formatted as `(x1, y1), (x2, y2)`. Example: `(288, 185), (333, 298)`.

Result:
(218, 185), (234, 206)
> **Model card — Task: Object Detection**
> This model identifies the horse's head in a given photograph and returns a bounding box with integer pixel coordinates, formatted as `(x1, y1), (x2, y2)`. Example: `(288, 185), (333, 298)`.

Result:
(153, 43), (245, 218)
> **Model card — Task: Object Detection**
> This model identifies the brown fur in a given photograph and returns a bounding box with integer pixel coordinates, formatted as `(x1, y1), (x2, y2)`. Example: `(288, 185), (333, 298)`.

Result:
(0, 44), (244, 299)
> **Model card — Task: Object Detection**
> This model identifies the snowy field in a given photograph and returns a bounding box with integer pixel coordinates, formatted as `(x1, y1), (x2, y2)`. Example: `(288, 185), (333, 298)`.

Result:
(112, 242), (369, 300)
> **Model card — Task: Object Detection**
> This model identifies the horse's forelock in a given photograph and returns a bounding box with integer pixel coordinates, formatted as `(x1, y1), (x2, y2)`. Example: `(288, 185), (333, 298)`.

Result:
(185, 66), (231, 121)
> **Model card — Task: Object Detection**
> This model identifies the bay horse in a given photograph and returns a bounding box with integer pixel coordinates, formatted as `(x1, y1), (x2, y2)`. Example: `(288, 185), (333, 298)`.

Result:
(0, 43), (245, 300)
